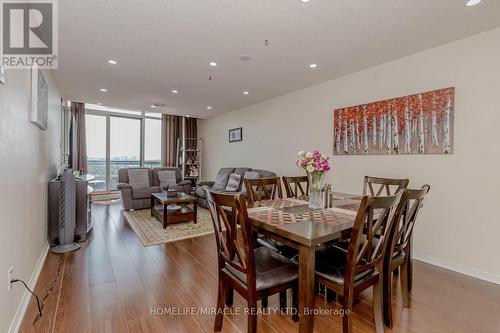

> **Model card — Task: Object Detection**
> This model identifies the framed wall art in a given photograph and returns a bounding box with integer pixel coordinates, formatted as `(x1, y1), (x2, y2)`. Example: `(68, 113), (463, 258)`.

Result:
(333, 87), (454, 155)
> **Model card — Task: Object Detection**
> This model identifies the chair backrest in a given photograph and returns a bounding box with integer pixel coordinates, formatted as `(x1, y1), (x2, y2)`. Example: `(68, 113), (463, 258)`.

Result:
(363, 176), (409, 196)
(204, 188), (255, 284)
(282, 176), (309, 198)
(344, 190), (408, 285)
(391, 185), (430, 254)
(244, 177), (283, 203)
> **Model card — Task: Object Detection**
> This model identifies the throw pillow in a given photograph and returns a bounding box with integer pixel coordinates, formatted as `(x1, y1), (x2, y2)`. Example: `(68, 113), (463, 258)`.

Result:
(225, 173), (242, 192)
(212, 173), (230, 190)
(158, 170), (177, 188)
(128, 169), (150, 189)
(241, 171), (260, 193)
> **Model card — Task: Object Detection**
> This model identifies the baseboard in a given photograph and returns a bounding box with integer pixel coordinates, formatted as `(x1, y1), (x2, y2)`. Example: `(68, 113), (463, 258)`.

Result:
(414, 251), (500, 285)
(8, 241), (50, 333)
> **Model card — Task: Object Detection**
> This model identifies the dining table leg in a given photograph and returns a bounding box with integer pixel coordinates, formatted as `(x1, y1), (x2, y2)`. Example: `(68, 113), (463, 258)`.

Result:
(298, 245), (315, 333)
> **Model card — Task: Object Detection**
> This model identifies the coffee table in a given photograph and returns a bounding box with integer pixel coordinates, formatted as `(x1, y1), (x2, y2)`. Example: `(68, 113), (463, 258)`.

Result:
(150, 192), (197, 229)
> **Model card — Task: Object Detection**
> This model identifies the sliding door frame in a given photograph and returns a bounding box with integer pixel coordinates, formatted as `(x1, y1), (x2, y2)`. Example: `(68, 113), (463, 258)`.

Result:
(86, 109), (161, 191)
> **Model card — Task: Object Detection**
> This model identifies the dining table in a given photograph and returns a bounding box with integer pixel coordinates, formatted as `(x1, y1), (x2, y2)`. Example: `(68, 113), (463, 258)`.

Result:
(246, 192), (364, 333)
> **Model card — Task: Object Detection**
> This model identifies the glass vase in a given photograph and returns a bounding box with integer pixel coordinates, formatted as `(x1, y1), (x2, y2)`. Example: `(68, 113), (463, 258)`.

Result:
(308, 172), (324, 209)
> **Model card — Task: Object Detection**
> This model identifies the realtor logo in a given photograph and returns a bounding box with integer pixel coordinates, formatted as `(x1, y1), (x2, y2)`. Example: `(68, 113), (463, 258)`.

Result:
(1, 0), (58, 69)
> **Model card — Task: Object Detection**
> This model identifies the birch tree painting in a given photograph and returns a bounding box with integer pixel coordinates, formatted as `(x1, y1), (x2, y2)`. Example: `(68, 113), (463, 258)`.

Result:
(333, 87), (454, 155)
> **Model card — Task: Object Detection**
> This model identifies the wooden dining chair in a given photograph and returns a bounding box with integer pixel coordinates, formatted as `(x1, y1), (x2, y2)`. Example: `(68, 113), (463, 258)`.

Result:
(363, 176), (409, 196)
(383, 185), (430, 328)
(205, 189), (298, 333)
(282, 176), (309, 198)
(244, 177), (283, 203)
(315, 190), (408, 333)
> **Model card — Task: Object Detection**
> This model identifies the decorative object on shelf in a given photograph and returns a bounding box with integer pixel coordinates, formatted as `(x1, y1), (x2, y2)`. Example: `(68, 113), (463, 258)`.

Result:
(229, 127), (242, 143)
(29, 66), (49, 130)
(188, 165), (198, 177)
(0, 65), (6, 84)
(333, 87), (454, 155)
(176, 137), (203, 183)
(296, 150), (331, 209)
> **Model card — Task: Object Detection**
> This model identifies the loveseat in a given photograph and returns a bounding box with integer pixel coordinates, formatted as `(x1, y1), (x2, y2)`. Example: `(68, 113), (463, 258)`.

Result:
(195, 167), (277, 208)
(117, 167), (191, 210)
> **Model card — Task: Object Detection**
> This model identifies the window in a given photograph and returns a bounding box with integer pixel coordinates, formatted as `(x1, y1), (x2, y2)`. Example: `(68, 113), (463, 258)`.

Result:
(86, 114), (107, 191)
(85, 107), (163, 191)
(144, 118), (161, 168)
(110, 117), (141, 189)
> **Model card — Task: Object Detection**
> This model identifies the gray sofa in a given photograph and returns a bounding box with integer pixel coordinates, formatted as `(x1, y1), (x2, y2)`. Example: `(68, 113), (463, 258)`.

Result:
(117, 167), (191, 210)
(195, 167), (277, 208)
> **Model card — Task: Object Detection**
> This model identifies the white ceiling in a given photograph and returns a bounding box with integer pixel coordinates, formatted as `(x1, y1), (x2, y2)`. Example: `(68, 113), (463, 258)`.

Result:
(54, 0), (500, 119)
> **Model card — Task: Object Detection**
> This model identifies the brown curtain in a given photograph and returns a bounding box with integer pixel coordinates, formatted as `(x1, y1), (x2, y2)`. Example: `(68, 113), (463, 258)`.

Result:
(185, 117), (197, 140)
(161, 114), (182, 166)
(70, 102), (87, 173)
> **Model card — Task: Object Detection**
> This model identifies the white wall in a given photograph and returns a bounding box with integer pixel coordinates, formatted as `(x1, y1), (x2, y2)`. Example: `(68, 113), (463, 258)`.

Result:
(0, 69), (63, 332)
(199, 27), (500, 282)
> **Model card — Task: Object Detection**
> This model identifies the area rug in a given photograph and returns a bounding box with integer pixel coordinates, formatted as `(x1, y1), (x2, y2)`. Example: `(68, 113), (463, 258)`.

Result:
(122, 206), (215, 247)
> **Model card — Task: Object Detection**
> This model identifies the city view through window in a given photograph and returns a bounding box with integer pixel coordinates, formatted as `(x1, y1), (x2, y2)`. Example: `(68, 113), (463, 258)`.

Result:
(86, 105), (161, 191)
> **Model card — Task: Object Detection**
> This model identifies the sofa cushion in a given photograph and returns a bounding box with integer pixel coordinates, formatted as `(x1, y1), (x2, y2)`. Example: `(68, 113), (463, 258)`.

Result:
(212, 173), (230, 190)
(152, 167), (182, 186)
(225, 173), (242, 191)
(233, 167), (253, 178)
(128, 169), (150, 189)
(215, 167), (236, 179)
(119, 167), (152, 185)
(132, 187), (160, 199)
(157, 170), (177, 188)
(241, 171), (260, 193)
(196, 185), (208, 198)
(251, 169), (277, 179)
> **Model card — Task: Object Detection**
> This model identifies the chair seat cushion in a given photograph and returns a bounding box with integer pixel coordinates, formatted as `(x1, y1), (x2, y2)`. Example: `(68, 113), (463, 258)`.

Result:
(132, 187), (160, 199)
(314, 247), (374, 285)
(225, 247), (298, 291)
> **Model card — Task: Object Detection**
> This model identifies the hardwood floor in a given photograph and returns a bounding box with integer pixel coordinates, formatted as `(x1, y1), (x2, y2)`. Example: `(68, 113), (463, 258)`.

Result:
(20, 202), (500, 333)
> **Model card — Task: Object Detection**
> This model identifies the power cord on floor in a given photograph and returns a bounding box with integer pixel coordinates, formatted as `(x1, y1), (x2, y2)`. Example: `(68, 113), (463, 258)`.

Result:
(10, 279), (43, 323)
(10, 255), (65, 325)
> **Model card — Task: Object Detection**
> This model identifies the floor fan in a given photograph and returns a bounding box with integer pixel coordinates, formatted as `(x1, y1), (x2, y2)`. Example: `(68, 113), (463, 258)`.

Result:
(51, 168), (81, 253)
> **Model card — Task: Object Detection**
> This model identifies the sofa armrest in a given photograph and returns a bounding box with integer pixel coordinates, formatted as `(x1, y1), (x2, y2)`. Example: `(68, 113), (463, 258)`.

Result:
(177, 180), (191, 186)
(197, 181), (215, 187)
(117, 183), (132, 190)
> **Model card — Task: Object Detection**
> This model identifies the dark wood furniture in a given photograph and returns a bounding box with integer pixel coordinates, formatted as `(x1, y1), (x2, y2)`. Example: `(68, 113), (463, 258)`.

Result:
(244, 177), (283, 203)
(246, 193), (368, 333)
(383, 185), (430, 327)
(363, 176), (409, 196)
(315, 191), (407, 333)
(205, 191), (298, 333)
(282, 176), (309, 198)
(150, 192), (197, 229)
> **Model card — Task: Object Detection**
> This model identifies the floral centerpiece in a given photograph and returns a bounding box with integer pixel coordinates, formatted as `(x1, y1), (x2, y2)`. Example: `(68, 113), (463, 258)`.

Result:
(296, 150), (331, 209)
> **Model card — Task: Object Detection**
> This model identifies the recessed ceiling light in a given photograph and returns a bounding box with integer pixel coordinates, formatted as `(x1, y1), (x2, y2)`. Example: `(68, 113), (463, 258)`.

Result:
(309, 63), (318, 69)
(108, 59), (117, 65)
(207, 106), (212, 110)
(186, 115), (191, 118)
(300, 0), (311, 3)
(239, 55), (251, 61)
(150, 104), (157, 108)
(171, 89), (179, 94)
(466, 0), (482, 6)
(243, 91), (249, 95)
(209, 62), (217, 67)
(100, 88), (108, 92)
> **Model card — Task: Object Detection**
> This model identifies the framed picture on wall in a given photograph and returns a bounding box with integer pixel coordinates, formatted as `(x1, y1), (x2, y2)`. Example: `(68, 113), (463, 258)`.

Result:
(229, 127), (242, 143)
(0, 65), (6, 84)
(29, 66), (49, 130)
